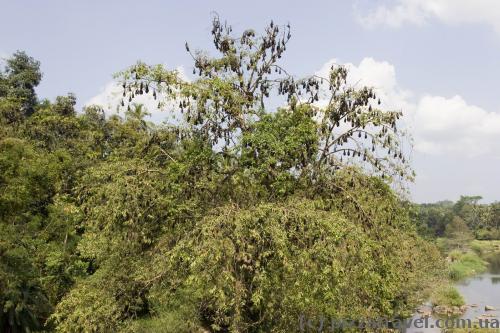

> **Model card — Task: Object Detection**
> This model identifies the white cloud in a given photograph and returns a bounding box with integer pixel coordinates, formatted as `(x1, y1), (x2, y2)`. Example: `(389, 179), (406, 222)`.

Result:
(358, 0), (500, 34)
(413, 95), (500, 155)
(316, 57), (414, 112)
(316, 57), (500, 157)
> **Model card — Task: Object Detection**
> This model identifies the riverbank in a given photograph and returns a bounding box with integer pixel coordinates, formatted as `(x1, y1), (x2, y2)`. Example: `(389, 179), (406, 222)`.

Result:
(407, 240), (500, 333)
(448, 249), (488, 281)
(426, 240), (488, 311)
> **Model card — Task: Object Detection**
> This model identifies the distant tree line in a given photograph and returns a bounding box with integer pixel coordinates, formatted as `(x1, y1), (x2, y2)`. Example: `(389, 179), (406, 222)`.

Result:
(412, 196), (500, 240)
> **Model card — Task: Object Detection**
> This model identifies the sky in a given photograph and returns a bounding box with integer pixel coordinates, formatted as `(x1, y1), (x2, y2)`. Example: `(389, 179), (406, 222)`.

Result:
(1, 0), (500, 203)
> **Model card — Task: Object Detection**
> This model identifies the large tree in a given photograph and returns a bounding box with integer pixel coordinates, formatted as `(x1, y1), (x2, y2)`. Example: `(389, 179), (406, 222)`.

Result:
(50, 17), (441, 333)
(0, 19), (443, 333)
(117, 15), (413, 187)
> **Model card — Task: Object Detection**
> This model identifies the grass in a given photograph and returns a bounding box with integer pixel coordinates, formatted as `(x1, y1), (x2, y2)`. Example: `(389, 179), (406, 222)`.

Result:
(430, 284), (465, 307)
(449, 251), (488, 281)
(470, 240), (500, 256)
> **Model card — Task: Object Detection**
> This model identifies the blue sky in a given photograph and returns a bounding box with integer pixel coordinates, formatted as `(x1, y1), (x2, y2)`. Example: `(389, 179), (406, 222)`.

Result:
(1, 0), (500, 203)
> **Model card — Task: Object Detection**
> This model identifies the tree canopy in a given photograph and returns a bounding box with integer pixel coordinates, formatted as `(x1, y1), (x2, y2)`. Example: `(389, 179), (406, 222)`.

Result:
(412, 196), (500, 240)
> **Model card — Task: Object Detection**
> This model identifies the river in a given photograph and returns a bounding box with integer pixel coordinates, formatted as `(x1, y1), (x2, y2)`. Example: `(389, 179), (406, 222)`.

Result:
(407, 252), (500, 333)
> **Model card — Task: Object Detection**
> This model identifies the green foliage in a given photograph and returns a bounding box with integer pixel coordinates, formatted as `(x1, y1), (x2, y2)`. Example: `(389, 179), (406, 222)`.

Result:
(239, 104), (319, 198)
(413, 197), (500, 242)
(123, 289), (203, 333)
(476, 228), (500, 240)
(0, 138), (84, 331)
(140, 191), (442, 331)
(0, 51), (42, 117)
(444, 216), (474, 250)
(50, 257), (148, 333)
(449, 252), (487, 281)
(0, 18), (445, 332)
(430, 285), (465, 307)
(411, 201), (454, 237)
(118, 16), (413, 184)
(470, 240), (500, 255)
